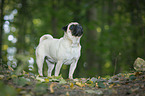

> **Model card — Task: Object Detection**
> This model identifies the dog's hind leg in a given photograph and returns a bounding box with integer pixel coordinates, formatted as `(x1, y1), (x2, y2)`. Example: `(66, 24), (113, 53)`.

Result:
(46, 60), (54, 77)
(36, 55), (44, 76)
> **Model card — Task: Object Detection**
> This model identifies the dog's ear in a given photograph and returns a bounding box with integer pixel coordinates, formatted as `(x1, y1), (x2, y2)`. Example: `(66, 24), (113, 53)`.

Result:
(62, 25), (68, 32)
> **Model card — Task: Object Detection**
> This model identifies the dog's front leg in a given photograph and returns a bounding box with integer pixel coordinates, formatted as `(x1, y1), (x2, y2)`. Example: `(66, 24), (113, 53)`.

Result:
(55, 60), (63, 76)
(46, 60), (54, 77)
(69, 60), (78, 79)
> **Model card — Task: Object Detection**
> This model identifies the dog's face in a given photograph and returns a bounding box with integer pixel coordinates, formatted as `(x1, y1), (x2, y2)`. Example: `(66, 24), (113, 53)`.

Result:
(62, 22), (83, 38)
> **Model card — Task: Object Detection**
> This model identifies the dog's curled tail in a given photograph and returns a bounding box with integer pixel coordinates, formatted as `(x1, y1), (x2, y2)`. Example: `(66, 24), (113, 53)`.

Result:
(39, 34), (53, 43)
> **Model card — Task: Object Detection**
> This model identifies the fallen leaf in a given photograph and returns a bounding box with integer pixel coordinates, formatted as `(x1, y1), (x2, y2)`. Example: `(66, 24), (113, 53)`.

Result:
(16, 88), (22, 93)
(0, 75), (4, 79)
(62, 85), (69, 88)
(36, 76), (45, 82)
(96, 83), (98, 87)
(73, 78), (79, 82)
(109, 84), (115, 88)
(8, 65), (14, 71)
(111, 89), (118, 94)
(11, 75), (18, 78)
(91, 77), (97, 83)
(116, 84), (120, 87)
(70, 83), (74, 89)
(50, 83), (57, 93)
(98, 76), (101, 79)
(76, 82), (85, 87)
(131, 87), (139, 92)
(66, 91), (70, 96)
(22, 70), (26, 75)
(134, 72), (142, 76)
(49, 78), (60, 82)
(19, 90), (27, 94)
(85, 79), (93, 84)
(44, 78), (49, 83)
(59, 79), (67, 84)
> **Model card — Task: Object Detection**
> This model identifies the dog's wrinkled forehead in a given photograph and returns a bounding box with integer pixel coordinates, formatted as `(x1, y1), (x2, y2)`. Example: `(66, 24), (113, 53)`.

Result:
(68, 22), (79, 28)
(62, 22), (83, 37)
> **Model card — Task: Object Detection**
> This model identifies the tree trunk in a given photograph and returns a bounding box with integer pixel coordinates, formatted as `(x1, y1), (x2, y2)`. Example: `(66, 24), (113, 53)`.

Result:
(0, 0), (5, 64)
(86, 6), (98, 76)
(16, 0), (28, 54)
(129, 0), (145, 68)
(51, 0), (58, 37)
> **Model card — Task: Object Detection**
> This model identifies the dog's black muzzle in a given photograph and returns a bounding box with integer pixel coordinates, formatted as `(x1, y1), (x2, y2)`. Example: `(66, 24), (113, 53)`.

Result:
(70, 24), (83, 37)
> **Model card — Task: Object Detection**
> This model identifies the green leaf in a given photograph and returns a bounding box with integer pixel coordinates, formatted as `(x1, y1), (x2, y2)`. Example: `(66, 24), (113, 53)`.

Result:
(129, 75), (136, 80)
(49, 78), (60, 82)
(91, 77), (97, 83)
(98, 82), (106, 88)
(0, 81), (17, 96)
(59, 79), (67, 84)
(36, 76), (45, 82)
(85, 79), (93, 84)
(13, 77), (30, 86)
(33, 83), (48, 95)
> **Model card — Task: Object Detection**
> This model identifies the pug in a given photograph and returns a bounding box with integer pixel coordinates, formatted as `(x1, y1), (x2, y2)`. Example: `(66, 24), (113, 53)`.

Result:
(36, 22), (83, 79)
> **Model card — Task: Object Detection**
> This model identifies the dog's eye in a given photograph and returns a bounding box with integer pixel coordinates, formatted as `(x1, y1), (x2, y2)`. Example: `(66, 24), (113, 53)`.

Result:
(69, 25), (74, 30)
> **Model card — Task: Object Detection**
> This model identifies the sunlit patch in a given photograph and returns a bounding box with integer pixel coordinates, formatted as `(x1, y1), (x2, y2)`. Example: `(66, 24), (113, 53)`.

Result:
(2, 45), (8, 50)
(11, 27), (16, 32)
(7, 47), (17, 54)
(28, 57), (34, 71)
(12, 9), (18, 15)
(4, 15), (9, 20)
(7, 55), (14, 61)
(4, 9), (17, 21)
(96, 27), (101, 33)
(104, 25), (109, 30)
(8, 35), (14, 41)
(4, 22), (10, 33)
(104, 61), (111, 68)
(8, 35), (17, 43)
(33, 19), (42, 26)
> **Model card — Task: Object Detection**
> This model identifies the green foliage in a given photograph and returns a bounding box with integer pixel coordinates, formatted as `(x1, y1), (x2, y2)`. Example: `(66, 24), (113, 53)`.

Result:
(0, 81), (17, 96)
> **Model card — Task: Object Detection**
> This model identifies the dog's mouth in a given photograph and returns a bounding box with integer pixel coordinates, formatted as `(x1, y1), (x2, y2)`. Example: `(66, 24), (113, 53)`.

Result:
(69, 24), (83, 37)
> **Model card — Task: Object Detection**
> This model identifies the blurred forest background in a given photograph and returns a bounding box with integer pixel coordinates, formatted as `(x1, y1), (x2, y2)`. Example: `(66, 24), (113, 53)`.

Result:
(0, 0), (145, 78)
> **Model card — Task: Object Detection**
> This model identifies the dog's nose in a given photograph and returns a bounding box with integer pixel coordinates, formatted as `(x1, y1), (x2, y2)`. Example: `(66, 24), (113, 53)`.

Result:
(75, 25), (83, 36)
(71, 25), (83, 37)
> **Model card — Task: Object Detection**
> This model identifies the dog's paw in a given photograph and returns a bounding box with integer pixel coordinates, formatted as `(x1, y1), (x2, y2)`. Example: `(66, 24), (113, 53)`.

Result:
(69, 76), (73, 79)
(39, 74), (43, 77)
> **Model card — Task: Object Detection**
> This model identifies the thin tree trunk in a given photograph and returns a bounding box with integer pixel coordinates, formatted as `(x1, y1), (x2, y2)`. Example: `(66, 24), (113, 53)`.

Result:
(16, 0), (27, 54)
(0, 0), (5, 64)
(86, 6), (97, 76)
(129, 0), (143, 68)
(51, 0), (57, 37)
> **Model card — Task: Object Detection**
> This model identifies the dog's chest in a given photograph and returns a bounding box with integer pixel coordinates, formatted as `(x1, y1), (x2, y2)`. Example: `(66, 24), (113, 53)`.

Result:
(62, 46), (80, 65)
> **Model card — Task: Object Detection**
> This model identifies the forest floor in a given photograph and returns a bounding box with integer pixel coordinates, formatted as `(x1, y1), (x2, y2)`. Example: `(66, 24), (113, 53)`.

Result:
(0, 67), (145, 96)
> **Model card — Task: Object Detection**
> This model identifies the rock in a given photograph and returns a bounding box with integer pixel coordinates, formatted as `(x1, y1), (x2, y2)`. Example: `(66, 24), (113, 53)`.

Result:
(134, 57), (145, 71)
(85, 89), (103, 95)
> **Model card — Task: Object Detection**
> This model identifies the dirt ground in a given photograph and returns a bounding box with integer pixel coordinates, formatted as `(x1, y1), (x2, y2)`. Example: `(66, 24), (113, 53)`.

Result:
(0, 68), (145, 96)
